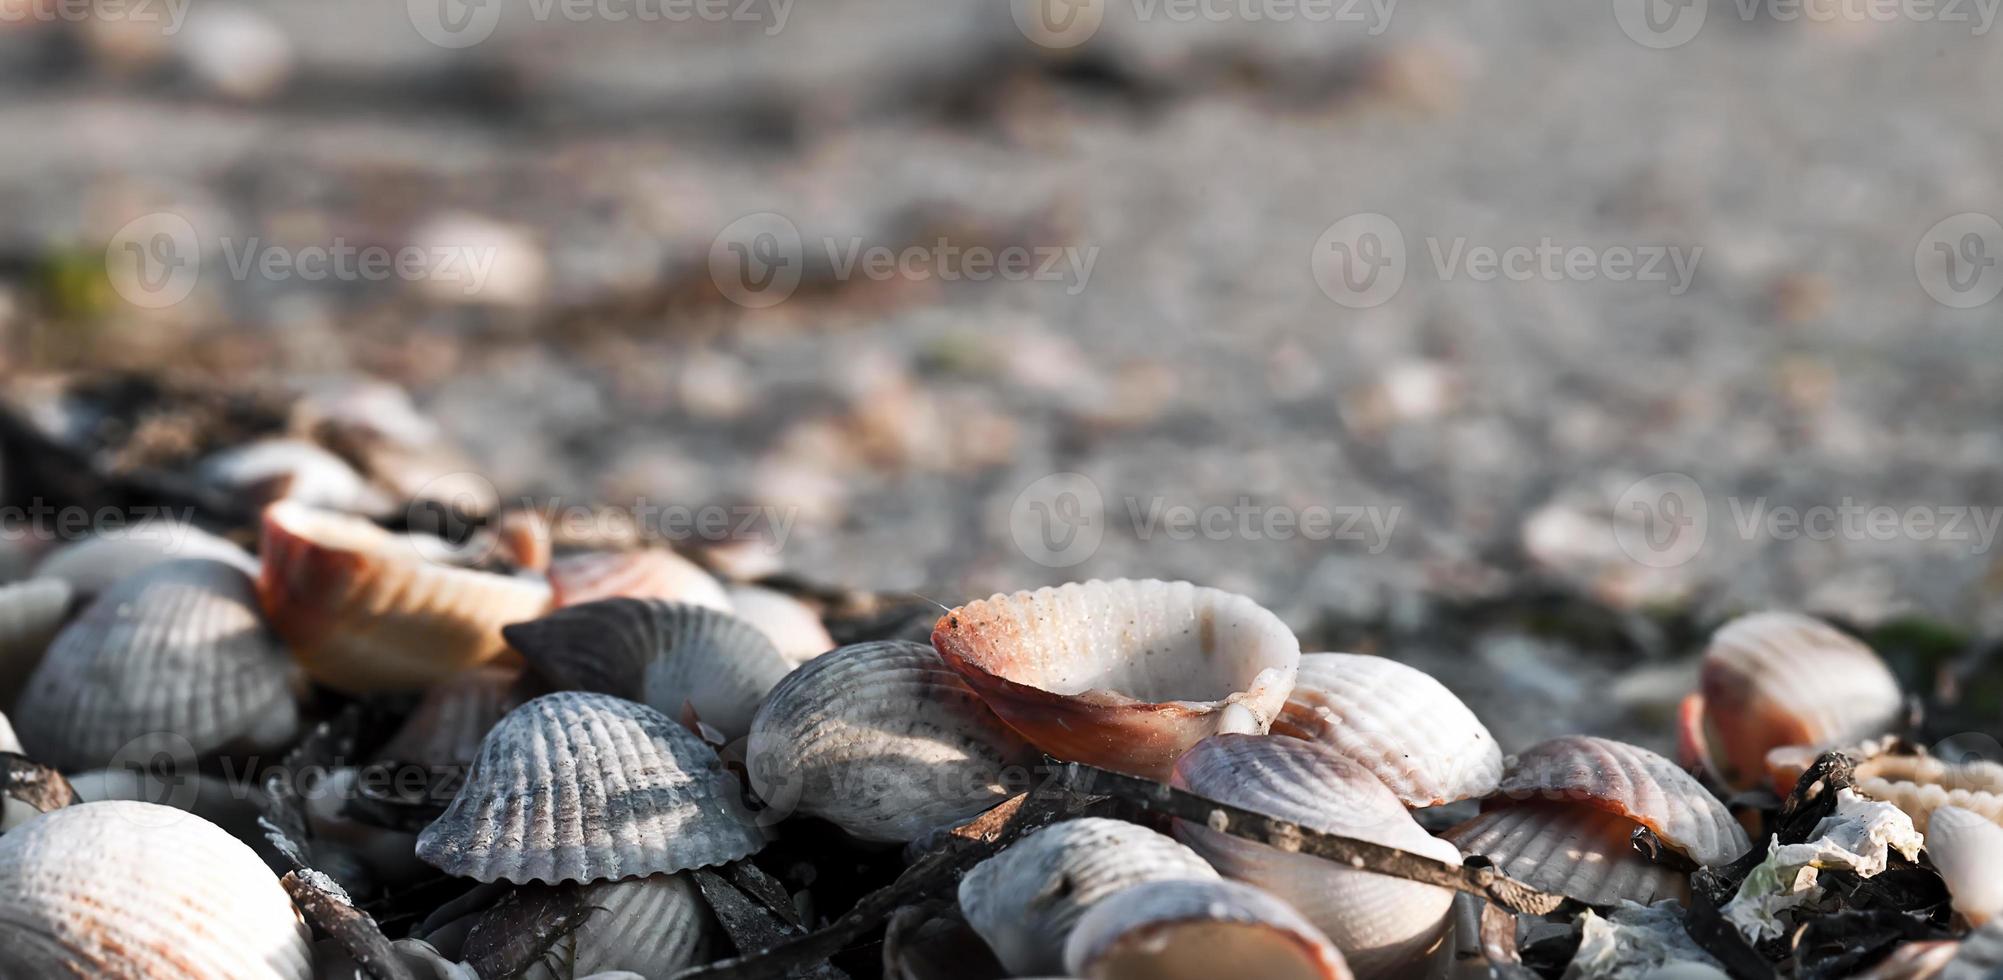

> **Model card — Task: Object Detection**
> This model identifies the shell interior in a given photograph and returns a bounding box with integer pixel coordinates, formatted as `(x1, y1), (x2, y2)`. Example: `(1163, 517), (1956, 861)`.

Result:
(1063, 878), (1353, 980)
(1496, 734), (1748, 867)
(1443, 800), (1689, 907)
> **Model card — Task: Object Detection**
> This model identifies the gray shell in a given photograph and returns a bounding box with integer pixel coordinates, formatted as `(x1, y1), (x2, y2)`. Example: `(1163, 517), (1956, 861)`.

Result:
(34, 523), (257, 596)
(1062, 878), (1352, 980)
(521, 873), (713, 980)
(377, 664), (527, 770)
(0, 577), (71, 709)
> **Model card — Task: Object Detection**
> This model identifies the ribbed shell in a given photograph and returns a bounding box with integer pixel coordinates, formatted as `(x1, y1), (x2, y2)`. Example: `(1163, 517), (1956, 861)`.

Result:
(1443, 800), (1689, 906)
(932, 579), (1301, 780)
(415, 692), (763, 884)
(1063, 878), (1353, 980)
(258, 501), (553, 694)
(1496, 735), (1748, 866)
(1269, 653), (1501, 807)
(725, 584), (835, 665)
(1699, 612), (1903, 789)
(34, 523), (257, 596)
(1927, 806), (2003, 927)
(197, 438), (384, 514)
(520, 873), (713, 980)
(1852, 754), (2003, 835)
(746, 640), (1038, 843)
(0, 801), (311, 979)
(378, 664), (527, 770)
(1171, 735), (1458, 978)
(547, 550), (731, 611)
(503, 600), (792, 741)
(959, 817), (1221, 976)
(0, 577), (71, 708)
(15, 558), (298, 771)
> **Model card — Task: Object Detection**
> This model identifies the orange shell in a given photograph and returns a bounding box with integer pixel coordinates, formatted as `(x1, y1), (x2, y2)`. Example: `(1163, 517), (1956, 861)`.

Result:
(546, 549), (731, 611)
(1698, 611), (1902, 790)
(1495, 734), (1748, 867)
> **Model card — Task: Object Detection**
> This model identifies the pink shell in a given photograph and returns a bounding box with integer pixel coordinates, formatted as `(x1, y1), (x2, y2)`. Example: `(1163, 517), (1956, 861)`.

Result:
(1495, 735), (1748, 867)
(1697, 611), (1902, 790)
(1269, 653), (1501, 807)
(1443, 801), (1689, 907)
(546, 550), (731, 611)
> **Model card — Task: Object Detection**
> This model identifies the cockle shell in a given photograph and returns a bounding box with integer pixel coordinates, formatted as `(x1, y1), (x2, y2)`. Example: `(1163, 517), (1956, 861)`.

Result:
(1062, 878), (1353, 980)
(747, 640), (1039, 843)
(416, 692), (762, 883)
(258, 501), (553, 693)
(547, 549), (732, 611)
(35, 522), (258, 597)
(377, 663), (528, 769)
(1171, 734), (1459, 978)
(0, 801), (311, 979)
(725, 583), (835, 665)
(503, 599), (793, 741)
(1495, 735), (1749, 867)
(1268, 653), (1502, 807)
(1443, 800), (1689, 906)
(0, 577), (71, 709)
(520, 873), (713, 980)
(959, 817), (1221, 976)
(932, 579), (1301, 780)
(1926, 805), (2003, 927)
(15, 558), (299, 771)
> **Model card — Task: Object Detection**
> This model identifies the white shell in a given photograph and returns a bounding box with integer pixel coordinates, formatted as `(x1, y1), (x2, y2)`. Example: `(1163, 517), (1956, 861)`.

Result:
(1063, 878), (1353, 980)
(1851, 753), (2003, 835)
(1443, 800), (1688, 906)
(378, 664), (526, 769)
(0, 708), (20, 754)
(1496, 735), (1749, 867)
(725, 584), (834, 665)
(547, 549), (732, 611)
(1924, 805), (2003, 927)
(747, 640), (1038, 843)
(35, 522), (258, 596)
(416, 692), (763, 883)
(959, 817), (1220, 976)
(197, 438), (387, 514)
(0, 801), (311, 979)
(1269, 653), (1501, 807)
(0, 577), (71, 709)
(521, 873), (713, 980)
(15, 558), (299, 771)
(68, 767), (266, 845)
(1172, 734), (1458, 978)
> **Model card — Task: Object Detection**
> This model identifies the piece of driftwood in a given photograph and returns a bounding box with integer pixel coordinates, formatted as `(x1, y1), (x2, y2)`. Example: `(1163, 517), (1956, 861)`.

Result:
(0, 751), (78, 812)
(284, 869), (417, 980)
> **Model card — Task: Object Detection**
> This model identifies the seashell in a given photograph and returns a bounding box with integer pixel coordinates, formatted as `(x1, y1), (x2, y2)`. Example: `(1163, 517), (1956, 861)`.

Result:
(1268, 652), (1502, 807)
(1854, 940), (1960, 980)
(0, 708), (19, 754)
(521, 873), (713, 980)
(1443, 800), (1689, 906)
(726, 583), (835, 665)
(959, 817), (1221, 976)
(258, 501), (553, 693)
(1692, 611), (1903, 790)
(416, 691), (763, 883)
(503, 599), (792, 742)
(547, 549), (732, 611)
(15, 558), (299, 771)
(1062, 878), (1353, 980)
(747, 640), (1039, 843)
(0, 710), (28, 831)
(1849, 751), (2003, 835)
(35, 521), (257, 597)
(377, 663), (528, 769)
(196, 437), (387, 514)
(0, 577), (72, 709)
(1925, 805), (2003, 927)
(1494, 735), (1749, 867)
(1171, 734), (1458, 978)
(932, 579), (1301, 780)
(0, 800), (311, 979)
(67, 767), (266, 845)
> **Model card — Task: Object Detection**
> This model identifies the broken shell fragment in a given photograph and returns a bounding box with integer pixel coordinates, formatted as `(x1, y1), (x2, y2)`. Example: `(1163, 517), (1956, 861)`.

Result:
(258, 501), (553, 693)
(726, 583), (835, 665)
(747, 640), (1039, 843)
(521, 873), (713, 980)
(0, 577), (71, 709)
(932, 579), (1301, 780)
(958, 817), (1220, 976)
(547, 549), (732, 611)
(1925, 805), (2003, 927)
(416, 692), (763, 884)
(1443, 800), (1689, 906)
(1062, 878), (1353, 980)
(1268, 652), (1502, 807)
(1495, 734), (1749, 867)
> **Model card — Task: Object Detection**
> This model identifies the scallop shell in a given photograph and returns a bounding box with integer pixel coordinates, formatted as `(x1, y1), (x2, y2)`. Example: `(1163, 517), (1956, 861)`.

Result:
(14, 558), (299, 771)
(725, 584), (835, 665)
(747, 640), (1039, 843)
(258, 501), (553, 694)
(415, 692), (763, 883)
(959, 817), (1221, 976)
(35, 521), (257, 596)
(1443, 800), (1689, 906)
(1926, 805), (2003, 927)
(377, 664), (527, 769)
(1268, 653), (1502, 807)
(547, 549), (732, 611)
(0, 577), (71, 709)
(1696, 611), (1903, 789)
(503, 599), (793, 741)
(0, 800), (311, 979)
(1171, 734), (1458, 978)
(1496, 735), (1749, 866)
(521, 873), (713, 980)
(1063, 878), (1353, 980)
(932, 579), (1301, 780)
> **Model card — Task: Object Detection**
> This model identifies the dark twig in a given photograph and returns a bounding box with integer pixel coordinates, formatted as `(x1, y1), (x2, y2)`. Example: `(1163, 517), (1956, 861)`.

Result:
(693, 869), (847, 979)
(0, 751), (78, 812)
(464, 885), (595, 980)
(283, 870), (417, 980)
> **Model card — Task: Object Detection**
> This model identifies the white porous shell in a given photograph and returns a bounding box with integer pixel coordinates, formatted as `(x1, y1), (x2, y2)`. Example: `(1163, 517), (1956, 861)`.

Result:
(1171, 734), (1459, 978)
(416, 691), (763, 884)
(959, 817), (1221, 976)
(1925, 805), (2003, 927)
(0, 577), (72, 709)
(521, 873), (713, 980)
(0, 801), (311, 979)
(503, 599), (793, 741)
(376, 664), (527, 770)
(1443, 800), (1689, 906)
(547, 550), (732, 611)
(1063, 878), (1353, 980)
(933, 579), (1301, 780)
(747, 640), (1038, 843)
(1851, 753), (2003, 835)
(34, 522), (258, 597)
(15, 558), (298, 771)
(1496, 735), (1749, 867)
(1269, 652), (1502, 807)
(725, 584), (835, 665)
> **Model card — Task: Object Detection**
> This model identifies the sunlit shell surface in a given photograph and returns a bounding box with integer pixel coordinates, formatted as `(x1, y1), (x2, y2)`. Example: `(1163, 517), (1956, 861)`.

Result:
(933, 579), (1301, 780)
(547, 549), (732, 611)
(15, 558), (298, 771)
(0, 801), (311, 979)
(959, 817), (1221, 976)
(377, 664), (527, 770)
(1171, 735), (1458, 978)
(521, 873), (713, 980)
(725, 584), (835, 665)
(1063, 878), (1353, 980)
(1496, 735), (1748, 866)
(747, 640), (1039, 843)
(1443, 800), (1689, 907)
(0, 577), (71, 708)
(0, 708), (20, 754)
(1268, 653), (1502, 807)
(503, 599), (792, 741)
(258, 501), (553, 693)
(34, 522), (257, 597)
(197, 437), (386, 514)
(416, 692), (762, 883)
(1697, 611), (1903, 789)
(1925, 805), (2003, 927)
(1849, 753), (2003, 835)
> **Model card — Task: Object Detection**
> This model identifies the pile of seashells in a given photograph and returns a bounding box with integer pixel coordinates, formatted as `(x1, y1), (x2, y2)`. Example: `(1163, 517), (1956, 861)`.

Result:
(0, 377), (2001, 980)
